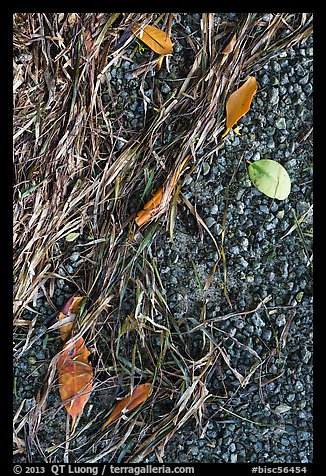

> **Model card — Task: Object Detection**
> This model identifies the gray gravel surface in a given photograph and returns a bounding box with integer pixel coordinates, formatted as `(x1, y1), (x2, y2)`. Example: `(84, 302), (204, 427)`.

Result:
(13, 13), (313, 464)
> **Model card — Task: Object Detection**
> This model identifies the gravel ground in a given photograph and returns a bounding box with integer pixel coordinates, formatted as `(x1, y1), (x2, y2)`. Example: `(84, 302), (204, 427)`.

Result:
(13, 13), (313, 464)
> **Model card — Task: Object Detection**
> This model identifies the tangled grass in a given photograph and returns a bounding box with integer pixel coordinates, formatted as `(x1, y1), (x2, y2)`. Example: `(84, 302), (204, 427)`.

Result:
(13, 13), (312, 462)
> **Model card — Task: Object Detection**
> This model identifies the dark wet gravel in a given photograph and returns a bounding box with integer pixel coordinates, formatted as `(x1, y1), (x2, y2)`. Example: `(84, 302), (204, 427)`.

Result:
(13, 13), (313, 464)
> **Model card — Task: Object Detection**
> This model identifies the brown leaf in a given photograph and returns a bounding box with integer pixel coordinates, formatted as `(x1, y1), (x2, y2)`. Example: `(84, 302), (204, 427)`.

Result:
(222, 76), (258, 138)
(57, 336), (93, 426)
(58, 296), (85, 341)
(102, 383), (152, 429)
(83, 28), (93, 54)
(132, 25), (173, 56)
(221, 33), (237, 66)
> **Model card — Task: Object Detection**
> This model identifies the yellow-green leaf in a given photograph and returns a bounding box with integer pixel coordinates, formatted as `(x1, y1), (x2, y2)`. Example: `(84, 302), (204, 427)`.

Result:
(222, 76), (258, 137)
(248, 159), (291, 200)
(65, 232), (80, 242)
(132, 25), (173, 56)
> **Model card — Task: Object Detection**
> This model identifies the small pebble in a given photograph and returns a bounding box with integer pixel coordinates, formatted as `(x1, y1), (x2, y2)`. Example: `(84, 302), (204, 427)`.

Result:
(205, 217), (216, 228)
(272, 61), (281, 73)
(287, 393), (296, 403)
(295, 381), (304, 392)
(229, 443), (236, 453)
(302, 348), (312, 364)
(276, 314), (286, 327)
(275, 117), (287, 130)
(210, 204), (219, 214)
(202, 162), (210, 176)
(230, 453), (238, 463)
(269, 88), (279, 106)
(70, 252), (80, 262)
(262, 329), (272, 341)
(251, 313), (265, 327)
(161, 82), (171, 94)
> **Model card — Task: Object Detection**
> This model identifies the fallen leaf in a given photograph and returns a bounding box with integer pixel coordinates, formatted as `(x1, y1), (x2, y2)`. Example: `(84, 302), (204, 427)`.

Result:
(221, 33), (237, 66)
(143, 187), (164, 210)
(135, 187), (163, 227)
(156, 55), (164, 71)
(135, 155), (190, 227)
(222, 76), (258, 138)
(65, 232), (80, 242)
(132, 25), (173, 56)
(57, 336), (93, 427)
(59, 296), (85, 341)
(248, 159), (291, 200)
(102, 383), (152, 429)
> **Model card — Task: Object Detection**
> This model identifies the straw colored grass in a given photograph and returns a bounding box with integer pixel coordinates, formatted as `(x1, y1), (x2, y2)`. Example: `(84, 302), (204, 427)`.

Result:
(13, 13), (312, 462)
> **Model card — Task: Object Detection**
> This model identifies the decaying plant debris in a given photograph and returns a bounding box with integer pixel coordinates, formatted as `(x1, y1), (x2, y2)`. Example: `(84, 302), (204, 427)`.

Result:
(13, 13), (312, 462)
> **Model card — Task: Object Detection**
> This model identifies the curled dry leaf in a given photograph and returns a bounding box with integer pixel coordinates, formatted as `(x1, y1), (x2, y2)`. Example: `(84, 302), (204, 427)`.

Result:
(135, 187), (163, 227)
(221, 33), (237, 66)
(222, 76), (258, 138)
(135, 155), (190, 227)
(132, 25), (173, 56)
(102, 383), (152, 430)
(58, 296), (85, 341)
(57, 336), (93, 427)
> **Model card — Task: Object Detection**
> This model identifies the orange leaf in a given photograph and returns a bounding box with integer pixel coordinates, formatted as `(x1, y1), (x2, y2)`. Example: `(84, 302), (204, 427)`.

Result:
(135, 187), (163, 227)
(102, 383), (152, 429)
(132, 25), (173, 55)
(57, 336), (93, 426)
(58, 296), (85, 341)
(143, 187), (163, 210)
(222, 76), (258, 138)
(135, 210), (152, 227)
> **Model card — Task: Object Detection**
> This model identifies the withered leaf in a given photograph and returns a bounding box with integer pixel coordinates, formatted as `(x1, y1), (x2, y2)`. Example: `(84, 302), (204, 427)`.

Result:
(58, 296), (85, 341)
(135, 155), (190, 227)
(102, 383), (152, 429)
(135, 187), (163, 227)
(221, 33), (237, 66)
(222, 76), (258, 138)
(57, 336), (93, 426)
(132, 25), (173, 56)
(156, 55), (164, 71)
